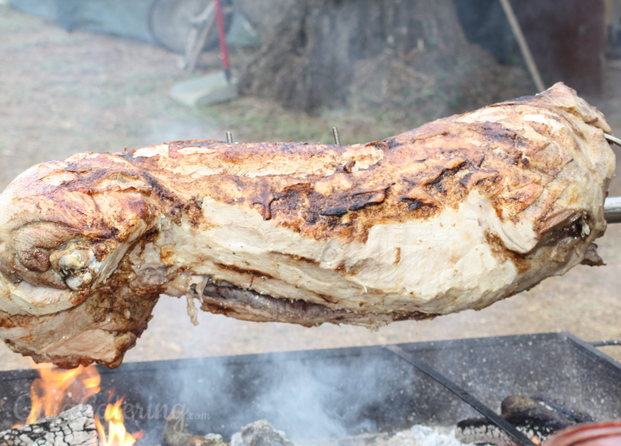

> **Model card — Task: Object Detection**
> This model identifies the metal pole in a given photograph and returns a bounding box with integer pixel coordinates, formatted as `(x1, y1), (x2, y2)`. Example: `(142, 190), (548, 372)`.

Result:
(612, 0), (620, 46)
(215, 0), (231, 83)
(498, 0), (546, 92)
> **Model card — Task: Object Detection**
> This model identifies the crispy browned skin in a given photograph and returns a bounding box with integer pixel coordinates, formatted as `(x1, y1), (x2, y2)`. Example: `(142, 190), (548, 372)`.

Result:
(0, 83), (615, 368)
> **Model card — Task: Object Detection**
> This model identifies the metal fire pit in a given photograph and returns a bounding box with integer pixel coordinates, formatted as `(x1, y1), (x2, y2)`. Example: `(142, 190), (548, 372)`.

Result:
(1, 332), (620, 444)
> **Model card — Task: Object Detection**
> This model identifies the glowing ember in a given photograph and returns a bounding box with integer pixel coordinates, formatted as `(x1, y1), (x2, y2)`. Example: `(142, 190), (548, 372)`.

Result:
(17, 362), (143, 446)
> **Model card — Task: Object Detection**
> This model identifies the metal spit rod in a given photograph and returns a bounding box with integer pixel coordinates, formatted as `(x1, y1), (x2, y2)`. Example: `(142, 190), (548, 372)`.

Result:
(605, 197), (621, 223)
(604, 133), (621, 220)
(606, 133), (621, 147)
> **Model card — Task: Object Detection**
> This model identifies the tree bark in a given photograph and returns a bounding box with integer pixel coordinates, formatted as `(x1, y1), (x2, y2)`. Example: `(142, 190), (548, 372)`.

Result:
(238, 0), (521, 116)
(0, 405), (97, 446)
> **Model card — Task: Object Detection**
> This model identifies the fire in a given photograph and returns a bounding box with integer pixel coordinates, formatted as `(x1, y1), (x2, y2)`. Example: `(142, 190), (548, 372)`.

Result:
(96, 398), (144, 446)
(17, 361), (143, 446)
(16, 362), (100, 426)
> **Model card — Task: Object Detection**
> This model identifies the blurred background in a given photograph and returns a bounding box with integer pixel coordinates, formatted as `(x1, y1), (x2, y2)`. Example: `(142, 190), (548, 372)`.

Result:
(0, 0), (621, 371)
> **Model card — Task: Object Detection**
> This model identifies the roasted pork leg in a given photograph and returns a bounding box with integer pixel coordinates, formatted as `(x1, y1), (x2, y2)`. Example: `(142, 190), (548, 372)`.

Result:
(0, 83), (615, 367)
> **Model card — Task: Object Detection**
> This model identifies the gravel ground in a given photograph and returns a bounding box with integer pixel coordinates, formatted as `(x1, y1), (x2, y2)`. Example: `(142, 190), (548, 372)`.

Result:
(1, 4), (621, 372)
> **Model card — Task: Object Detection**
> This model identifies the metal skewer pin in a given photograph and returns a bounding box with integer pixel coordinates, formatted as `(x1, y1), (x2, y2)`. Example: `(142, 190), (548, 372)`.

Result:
(605, 133), (621, 147)
(332, 127), (341, 146)
(226, 131), (233, 143)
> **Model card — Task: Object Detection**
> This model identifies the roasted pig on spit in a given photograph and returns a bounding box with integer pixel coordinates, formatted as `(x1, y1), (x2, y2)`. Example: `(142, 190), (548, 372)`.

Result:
(0, 83), (616, 368)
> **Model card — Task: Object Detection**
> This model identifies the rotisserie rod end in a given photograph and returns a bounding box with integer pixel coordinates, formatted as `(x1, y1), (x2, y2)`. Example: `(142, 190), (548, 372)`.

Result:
(605, 133), (621, 147)
(605, 196), (621, 223)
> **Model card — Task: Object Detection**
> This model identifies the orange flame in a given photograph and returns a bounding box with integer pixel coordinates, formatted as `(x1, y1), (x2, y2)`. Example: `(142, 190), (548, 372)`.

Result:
(96, 398), (145, 446)
(16, 362), (100, 426)
(17, 362), (144, 446)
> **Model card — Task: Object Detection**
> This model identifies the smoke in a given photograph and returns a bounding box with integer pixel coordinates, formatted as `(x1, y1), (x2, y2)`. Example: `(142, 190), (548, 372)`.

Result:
(97, 343), (429, 443)
(166, 351), (385, 442)
(243, 355), (377, 440)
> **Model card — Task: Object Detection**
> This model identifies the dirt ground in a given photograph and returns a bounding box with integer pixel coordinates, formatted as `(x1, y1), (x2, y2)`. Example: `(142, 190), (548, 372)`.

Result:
(1, 4), (621, 372)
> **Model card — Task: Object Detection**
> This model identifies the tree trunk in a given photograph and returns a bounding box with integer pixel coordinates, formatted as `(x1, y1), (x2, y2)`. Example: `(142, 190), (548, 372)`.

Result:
(0, 405), (97, 446)
(238, 0), (525, 116)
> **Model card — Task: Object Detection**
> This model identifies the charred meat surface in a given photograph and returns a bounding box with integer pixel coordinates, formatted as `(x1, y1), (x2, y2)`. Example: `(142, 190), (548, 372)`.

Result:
(0, 83), (615, 367)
